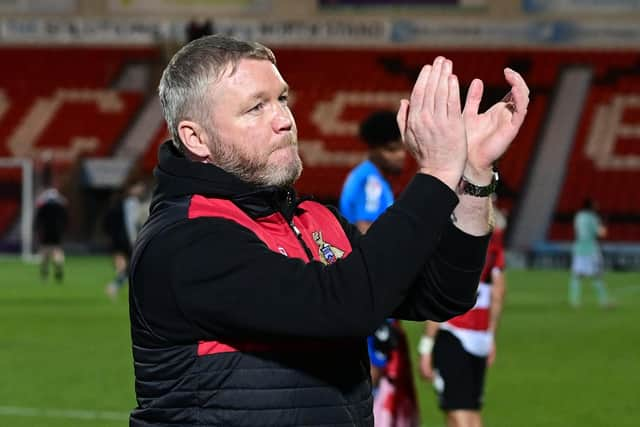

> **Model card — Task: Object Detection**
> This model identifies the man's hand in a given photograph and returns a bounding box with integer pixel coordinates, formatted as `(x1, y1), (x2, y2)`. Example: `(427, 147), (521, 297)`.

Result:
(462, 68), (530, 183)
(419, 353), (435, 381)
(396, 56), (467, 191)
(488, 340), (497, 367)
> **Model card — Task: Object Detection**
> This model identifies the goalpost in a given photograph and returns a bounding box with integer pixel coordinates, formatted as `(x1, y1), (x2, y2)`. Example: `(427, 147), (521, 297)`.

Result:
(0, 157), (34, 261)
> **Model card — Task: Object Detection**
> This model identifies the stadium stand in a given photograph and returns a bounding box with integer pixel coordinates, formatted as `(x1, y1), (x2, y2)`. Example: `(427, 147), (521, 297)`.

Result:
(0, 46), (160, 238)
(2, 43), (639, 251)
(549, 54), (640, 242)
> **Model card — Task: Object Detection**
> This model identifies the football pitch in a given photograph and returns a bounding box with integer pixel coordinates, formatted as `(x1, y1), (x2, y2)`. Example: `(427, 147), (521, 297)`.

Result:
(1, 256), (638, 427)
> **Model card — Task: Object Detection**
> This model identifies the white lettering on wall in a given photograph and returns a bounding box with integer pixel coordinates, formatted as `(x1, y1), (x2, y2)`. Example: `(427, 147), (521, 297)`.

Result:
(299, 90), (407, 167)
(311, 91), (407, 136)
(586, 94), (640, 169)
(7, 89), (124, 160)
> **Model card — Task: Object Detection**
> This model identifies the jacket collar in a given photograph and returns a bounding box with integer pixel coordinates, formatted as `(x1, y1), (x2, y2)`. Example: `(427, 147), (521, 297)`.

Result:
(151, 141), (302, 219)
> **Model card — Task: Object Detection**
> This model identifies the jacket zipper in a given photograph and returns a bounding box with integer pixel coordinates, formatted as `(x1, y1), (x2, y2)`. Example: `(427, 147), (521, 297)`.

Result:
(288, 219), (315, 262)
(281, 189), (314, 262)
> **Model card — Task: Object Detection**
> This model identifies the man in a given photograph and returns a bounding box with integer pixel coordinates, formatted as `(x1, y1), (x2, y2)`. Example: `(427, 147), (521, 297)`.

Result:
(103, 181), (147, 300)
(129, 34), (529, 426)
(34, 184), (68, 283)
(339, 111), (418, 426)
(419, 207), (507, 427)
(340, 110), (405, 233)
(569, 199), (611, 308)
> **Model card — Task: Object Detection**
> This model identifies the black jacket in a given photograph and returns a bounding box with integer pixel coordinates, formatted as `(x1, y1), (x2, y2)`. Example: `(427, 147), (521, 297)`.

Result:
(129, 141), (489, 426)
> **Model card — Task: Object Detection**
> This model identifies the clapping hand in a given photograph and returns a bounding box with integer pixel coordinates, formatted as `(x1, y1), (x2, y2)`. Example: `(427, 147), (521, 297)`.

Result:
(396, 56), (467, 191)
(462, 68), (530, 183)
(396, 58), (530, 191)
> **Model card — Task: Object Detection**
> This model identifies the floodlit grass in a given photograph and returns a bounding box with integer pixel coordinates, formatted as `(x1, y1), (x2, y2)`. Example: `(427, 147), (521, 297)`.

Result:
(1, 257), (639, 426)
(0, 256), (132, 427)
(404, 269), (640, 427)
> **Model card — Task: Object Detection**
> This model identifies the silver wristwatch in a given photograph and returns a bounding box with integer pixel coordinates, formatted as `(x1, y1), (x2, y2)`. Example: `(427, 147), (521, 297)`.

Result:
(457, 170), (499, 197)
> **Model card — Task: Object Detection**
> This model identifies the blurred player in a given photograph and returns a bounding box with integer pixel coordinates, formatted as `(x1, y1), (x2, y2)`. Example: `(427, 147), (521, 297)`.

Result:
(569, 199), (612, 308)
(104, 181), (148, 299)
(419, 206), (507, 427)
(339, 110), (419, 427)
(34, 184), (68, 283)
(339, 110), (405, 233)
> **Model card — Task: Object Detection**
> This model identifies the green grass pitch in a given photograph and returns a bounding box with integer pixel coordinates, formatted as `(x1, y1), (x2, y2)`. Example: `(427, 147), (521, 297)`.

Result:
(1, 256), (638, 426)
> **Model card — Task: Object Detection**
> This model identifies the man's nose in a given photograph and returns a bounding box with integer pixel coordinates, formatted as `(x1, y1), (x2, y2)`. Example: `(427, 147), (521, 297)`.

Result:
(272, 105), (293, 132)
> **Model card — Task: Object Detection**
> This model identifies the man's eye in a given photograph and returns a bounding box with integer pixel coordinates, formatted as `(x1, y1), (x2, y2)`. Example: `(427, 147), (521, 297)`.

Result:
(249, 102), (264, 112)
(278, 94), (289, 104)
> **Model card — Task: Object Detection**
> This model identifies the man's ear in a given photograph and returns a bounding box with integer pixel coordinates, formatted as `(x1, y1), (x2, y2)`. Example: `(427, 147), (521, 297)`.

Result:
(177, 120), (211, 159)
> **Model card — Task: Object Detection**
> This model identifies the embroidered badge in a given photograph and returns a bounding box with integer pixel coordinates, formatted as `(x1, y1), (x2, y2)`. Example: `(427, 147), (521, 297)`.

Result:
(312, 231), (345, 265)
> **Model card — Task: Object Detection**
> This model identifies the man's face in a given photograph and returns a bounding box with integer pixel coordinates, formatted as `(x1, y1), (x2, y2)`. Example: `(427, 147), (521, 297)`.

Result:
(203, 58), (302, 187)
(374, 141), (406, 175)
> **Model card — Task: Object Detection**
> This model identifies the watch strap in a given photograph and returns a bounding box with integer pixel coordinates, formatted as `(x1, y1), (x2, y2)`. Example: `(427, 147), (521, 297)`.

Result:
(457, 170), (499, 197)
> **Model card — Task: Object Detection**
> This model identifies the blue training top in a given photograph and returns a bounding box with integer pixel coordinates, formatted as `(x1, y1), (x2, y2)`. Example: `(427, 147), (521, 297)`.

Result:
(339, 160), (394, 224)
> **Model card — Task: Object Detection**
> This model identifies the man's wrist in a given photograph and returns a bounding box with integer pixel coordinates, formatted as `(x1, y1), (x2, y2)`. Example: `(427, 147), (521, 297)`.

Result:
(462, 165), (494, 186)
(418, 335), (435, 355)
(457, 170), (499, 198)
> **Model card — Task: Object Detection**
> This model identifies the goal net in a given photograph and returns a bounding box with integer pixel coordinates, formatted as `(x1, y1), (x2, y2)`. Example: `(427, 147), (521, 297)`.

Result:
(0, 158), (34, 260)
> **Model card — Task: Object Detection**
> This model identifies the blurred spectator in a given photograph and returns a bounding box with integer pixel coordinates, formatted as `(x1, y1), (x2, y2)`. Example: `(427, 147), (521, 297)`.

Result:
(34, 182), (68, 283)
(104, 181), (149, 300)
(569, 199), (612, 308)
(339, 110), (419, 427)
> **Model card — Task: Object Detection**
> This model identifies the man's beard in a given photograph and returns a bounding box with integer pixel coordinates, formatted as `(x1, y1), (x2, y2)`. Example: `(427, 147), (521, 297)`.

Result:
(210, 135), (303, 187)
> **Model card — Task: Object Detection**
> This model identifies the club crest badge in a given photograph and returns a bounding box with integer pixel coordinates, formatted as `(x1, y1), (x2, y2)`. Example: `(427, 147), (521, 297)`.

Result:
(312, 231), (345, 265)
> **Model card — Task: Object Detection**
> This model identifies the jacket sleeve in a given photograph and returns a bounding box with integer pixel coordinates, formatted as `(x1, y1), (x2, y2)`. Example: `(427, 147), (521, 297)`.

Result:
(330, 200), (489, 323)
(390, 221), (489, 321)
(137, 174), (479, 341)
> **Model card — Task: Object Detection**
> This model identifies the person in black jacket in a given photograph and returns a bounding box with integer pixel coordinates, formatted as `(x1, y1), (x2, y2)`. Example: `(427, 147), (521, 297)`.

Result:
(103, 181), (148, 300)
(34, 185), (68, 283)
(129, 34), (529, 427)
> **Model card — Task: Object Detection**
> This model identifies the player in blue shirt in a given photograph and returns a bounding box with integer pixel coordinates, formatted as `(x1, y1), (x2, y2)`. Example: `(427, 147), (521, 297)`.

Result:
(339, 111), (419, 426)
(340, 110), (405, 233)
